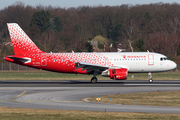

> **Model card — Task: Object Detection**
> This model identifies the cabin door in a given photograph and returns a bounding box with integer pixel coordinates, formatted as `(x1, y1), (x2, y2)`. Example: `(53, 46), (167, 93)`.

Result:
(148, 54), (154, 65)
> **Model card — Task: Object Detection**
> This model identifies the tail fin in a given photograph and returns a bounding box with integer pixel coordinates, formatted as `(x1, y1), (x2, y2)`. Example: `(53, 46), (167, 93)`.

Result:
(7, 23), (44, 55)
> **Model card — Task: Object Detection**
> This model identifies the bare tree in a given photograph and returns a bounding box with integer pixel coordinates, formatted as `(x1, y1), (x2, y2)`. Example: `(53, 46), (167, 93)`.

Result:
(122, 20), (139, 52)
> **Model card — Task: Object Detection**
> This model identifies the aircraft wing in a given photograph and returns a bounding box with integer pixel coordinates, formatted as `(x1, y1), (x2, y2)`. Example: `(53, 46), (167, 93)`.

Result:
(75, 62), (109, 73)
(75, 62), (127, 74)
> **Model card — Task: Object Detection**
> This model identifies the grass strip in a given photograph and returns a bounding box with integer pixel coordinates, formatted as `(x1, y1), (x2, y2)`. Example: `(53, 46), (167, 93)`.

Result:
(90, 91), (180, 107)
(0, 70), (179, 80)
(0, 107), (180, 120)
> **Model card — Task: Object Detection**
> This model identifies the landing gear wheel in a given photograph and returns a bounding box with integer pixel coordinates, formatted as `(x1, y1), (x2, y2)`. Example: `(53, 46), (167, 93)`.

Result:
(91, 77), (97, 83)
(149, 79), (153, 83)
(148, 72), (153, 83)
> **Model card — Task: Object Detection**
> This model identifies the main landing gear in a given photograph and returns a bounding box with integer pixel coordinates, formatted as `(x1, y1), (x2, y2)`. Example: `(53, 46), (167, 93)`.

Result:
(91, 77), (97, 83)
(91, 72), (99, 83)
(148, 72), (153, 83)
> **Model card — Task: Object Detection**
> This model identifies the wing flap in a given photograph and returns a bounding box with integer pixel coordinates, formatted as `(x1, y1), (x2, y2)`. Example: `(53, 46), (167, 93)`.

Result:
(75, 62), (109, 74)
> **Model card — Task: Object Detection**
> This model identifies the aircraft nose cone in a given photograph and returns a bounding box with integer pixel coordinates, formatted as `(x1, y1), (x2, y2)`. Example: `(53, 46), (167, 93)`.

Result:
(172, 62), (177, 69)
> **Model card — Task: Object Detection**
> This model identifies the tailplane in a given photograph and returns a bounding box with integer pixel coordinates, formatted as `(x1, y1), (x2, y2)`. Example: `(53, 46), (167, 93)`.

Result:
(7, 23), (44, 55)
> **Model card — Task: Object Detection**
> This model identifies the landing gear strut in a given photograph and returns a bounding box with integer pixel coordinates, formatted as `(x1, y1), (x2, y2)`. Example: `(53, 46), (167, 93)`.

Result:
(91, 77), (97, 83)
(91, 72), (99, 83)
(148, 72), (153, 83)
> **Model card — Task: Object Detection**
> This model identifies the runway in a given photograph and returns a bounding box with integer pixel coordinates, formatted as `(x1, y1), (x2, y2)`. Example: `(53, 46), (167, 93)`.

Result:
(0, 80), (180, 113)
(1, 80), (180, 87)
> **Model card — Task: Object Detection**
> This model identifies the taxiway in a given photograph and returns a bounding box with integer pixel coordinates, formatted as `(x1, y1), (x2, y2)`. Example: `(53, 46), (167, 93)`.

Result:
(0, 80), (180, 113)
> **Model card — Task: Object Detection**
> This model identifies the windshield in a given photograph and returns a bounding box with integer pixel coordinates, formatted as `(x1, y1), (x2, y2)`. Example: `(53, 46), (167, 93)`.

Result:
(160, 57), (169, 61)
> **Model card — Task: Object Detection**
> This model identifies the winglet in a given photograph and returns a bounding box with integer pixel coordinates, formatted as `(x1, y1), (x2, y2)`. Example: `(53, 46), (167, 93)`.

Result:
(7, 23), (44, 55)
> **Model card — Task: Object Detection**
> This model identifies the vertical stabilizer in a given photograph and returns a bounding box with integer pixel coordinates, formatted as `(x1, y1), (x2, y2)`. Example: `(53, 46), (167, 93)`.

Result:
(7, 23), (44, 55)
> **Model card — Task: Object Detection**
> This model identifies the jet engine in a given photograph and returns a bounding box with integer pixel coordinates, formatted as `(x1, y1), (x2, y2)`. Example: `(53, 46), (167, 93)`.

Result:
(102, 68), (128, 80)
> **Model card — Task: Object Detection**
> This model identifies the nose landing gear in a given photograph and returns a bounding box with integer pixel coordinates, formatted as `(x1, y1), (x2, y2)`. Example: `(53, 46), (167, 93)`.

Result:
(148, 72), (153, 83)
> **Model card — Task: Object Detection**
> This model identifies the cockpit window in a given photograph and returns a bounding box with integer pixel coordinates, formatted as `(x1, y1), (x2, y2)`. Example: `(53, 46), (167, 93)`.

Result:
(160, 57), (169, 61)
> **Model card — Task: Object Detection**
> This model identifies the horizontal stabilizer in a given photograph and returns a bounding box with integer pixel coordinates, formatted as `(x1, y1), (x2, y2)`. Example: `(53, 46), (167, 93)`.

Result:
(5, 56), (31, 63)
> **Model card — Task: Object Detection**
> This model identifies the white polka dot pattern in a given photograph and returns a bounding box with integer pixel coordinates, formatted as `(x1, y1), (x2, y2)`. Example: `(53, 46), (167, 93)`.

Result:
(7, 23), (44, 55)
(48, 53), (113, 66)
(24, 52), (113, 73)
(6, 23), (113, 74)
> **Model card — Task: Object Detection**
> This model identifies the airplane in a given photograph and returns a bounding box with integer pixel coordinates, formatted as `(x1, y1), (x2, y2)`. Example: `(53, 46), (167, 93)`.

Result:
(4, 23), (177, 83)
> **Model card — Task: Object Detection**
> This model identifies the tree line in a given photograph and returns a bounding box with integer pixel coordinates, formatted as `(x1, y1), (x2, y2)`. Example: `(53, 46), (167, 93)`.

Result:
(0, 2), (180, 62)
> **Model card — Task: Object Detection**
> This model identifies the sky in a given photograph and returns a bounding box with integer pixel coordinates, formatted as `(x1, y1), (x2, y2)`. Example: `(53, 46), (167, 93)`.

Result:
(0, 0), (180, 10)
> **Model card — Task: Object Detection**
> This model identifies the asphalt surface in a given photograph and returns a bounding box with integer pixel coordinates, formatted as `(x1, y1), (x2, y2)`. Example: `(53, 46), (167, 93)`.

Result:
(1, 80), (180, 87)
(0, 80), (180, 113)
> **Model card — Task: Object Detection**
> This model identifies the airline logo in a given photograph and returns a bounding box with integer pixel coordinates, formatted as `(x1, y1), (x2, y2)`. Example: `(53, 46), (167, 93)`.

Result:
(122, 55), (126, 59)
(122, 55), (146, 59)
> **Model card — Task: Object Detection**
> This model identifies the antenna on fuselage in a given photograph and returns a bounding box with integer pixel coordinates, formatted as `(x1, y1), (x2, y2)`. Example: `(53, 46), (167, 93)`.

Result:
(147, 50), (149, 53)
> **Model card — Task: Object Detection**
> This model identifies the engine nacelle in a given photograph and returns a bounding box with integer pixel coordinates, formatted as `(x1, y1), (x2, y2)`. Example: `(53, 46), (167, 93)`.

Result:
(102, 68), (128, 80)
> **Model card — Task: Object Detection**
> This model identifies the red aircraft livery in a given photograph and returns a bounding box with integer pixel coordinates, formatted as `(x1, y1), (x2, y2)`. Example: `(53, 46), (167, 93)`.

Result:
(4, 23), (177, 83)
